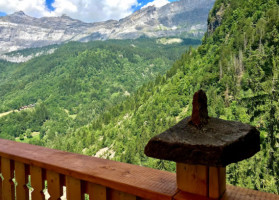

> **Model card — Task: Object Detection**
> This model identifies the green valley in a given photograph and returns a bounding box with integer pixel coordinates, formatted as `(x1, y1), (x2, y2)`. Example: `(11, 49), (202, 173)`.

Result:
(0, 38), (199, 140)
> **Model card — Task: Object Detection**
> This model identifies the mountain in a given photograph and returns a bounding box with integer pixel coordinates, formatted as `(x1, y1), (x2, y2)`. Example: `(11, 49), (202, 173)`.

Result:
(30, 0), (278, 194)
(0, 0), (215, 54)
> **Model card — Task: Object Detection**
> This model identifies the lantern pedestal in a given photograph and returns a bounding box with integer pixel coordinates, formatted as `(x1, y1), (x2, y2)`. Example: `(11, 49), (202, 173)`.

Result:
(176, 163), (226, 199)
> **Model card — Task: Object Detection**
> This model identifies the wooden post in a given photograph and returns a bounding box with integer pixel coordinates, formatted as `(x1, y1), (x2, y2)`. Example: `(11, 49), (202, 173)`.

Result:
(176, 163), (226, 199)
(176, 163), (208, 196)
(209, 167), (226, 199)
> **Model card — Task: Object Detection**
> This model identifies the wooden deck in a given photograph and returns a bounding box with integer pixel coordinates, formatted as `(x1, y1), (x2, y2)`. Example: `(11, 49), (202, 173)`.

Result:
(0, 139), (278, 200)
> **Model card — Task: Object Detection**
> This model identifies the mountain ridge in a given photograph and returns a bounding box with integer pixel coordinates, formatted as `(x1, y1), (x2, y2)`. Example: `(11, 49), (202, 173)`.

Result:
(0, 0), (215, 54)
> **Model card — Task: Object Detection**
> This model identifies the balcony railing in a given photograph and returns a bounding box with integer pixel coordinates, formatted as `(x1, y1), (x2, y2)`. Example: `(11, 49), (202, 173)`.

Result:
(0, 139), (278, 200)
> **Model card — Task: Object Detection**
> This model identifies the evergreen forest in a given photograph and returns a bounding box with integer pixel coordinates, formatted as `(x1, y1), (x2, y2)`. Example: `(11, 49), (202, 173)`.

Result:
(0, 38), (198, 140)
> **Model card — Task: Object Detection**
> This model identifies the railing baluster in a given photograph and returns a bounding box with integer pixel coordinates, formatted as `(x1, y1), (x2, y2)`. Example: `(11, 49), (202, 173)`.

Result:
(66, 176), (83, 200)
(30, 166), (45, 200)
(108, 189), (136, 200)
(0, 156), (2, 200)
(15, 162), (29, 200)
(47, 170), (63, 200)
(86, 182), (106, 200)
(1, 157), (15, 200)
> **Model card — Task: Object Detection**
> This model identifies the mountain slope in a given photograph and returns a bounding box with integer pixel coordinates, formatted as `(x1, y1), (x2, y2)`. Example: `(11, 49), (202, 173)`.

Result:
(0, 38), (198, 139)
(0, 0), (215, 54)
(43, 0), (279, 194)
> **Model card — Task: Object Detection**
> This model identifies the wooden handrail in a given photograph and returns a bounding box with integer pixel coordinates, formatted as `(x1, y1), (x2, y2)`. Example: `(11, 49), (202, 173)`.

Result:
(0, 139), (176, 200)
(0, 139), (278, 200)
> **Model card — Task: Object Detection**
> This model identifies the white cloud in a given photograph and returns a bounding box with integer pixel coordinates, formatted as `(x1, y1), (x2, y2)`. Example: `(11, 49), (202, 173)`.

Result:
(0, 0), (52, 17)
(142, 0), (170, 9)
(0, 0), (139, 22)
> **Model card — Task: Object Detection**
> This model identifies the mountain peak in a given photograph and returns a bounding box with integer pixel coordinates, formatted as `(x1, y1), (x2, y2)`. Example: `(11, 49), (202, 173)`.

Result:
(61, 14), (71, 19)
(12, 11), (26, 16)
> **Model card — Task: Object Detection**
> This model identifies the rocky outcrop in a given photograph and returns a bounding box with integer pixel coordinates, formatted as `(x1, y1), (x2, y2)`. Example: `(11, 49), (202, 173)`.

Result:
(0, 48), (56, 63)
(207, 3), (225, 35)
(0, 0), (215, 54)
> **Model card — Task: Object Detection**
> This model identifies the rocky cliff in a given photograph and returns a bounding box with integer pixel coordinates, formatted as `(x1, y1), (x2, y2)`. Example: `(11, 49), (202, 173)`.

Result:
(0, 0), (215, 54)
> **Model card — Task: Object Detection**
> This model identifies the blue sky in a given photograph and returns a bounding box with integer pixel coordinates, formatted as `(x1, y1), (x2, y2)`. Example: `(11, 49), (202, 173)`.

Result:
(0, 0), (178, 22)
(133, 0), (177, 11)
(46, 0), (55, 11)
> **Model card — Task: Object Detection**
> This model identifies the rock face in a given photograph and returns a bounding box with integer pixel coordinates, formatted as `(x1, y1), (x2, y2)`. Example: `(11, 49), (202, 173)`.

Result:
(0, 12), (91, 54)
(207, 3), (225, 35)
(0, 0), (215, 54)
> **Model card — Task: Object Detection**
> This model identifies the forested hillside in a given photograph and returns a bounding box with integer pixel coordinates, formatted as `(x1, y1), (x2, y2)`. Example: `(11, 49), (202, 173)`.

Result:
(0, 38), (198, 140)
(40, 0), (279, 194)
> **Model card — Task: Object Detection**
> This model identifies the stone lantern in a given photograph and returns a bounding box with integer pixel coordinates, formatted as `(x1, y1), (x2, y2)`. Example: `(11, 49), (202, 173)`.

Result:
(145, 90), (260, 199)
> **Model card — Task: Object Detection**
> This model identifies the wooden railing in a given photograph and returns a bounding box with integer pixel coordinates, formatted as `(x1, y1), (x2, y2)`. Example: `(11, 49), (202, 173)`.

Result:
(0, 139), (278, 200)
